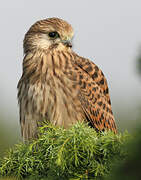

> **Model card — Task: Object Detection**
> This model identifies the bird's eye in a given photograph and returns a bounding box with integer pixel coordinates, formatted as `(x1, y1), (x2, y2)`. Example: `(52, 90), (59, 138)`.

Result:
(48, 31), (60, 39)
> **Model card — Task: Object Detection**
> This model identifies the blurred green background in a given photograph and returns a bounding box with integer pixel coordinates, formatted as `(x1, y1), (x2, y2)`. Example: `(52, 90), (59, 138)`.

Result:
(0, 0), (141, 157)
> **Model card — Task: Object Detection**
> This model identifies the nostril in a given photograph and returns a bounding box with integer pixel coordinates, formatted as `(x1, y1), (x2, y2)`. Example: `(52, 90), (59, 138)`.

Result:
(62, 40), (72, 48)
(66, 42), (72, 48)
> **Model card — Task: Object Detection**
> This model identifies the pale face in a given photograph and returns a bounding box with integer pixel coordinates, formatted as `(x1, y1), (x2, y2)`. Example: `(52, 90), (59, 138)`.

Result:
(34, 30), (73, 50)
(23, 18), (74, 53)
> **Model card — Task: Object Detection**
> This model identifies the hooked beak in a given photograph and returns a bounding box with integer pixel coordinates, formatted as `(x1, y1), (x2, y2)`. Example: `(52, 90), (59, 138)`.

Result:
(61, 40), (72, 48)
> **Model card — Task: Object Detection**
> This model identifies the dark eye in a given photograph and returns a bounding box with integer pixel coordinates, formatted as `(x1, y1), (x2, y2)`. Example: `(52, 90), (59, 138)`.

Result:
(48, 31), (60, 39)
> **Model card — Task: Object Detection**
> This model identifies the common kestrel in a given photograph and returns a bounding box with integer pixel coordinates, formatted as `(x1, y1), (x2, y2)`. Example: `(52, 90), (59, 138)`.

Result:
(17, 17), (117, 140)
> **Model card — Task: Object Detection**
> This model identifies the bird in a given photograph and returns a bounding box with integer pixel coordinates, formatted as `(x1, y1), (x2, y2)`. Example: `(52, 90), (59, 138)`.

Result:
(17, 17), (117, 141)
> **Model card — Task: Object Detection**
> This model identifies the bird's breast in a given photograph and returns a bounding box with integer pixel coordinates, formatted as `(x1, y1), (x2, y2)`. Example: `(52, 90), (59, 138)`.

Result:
(26, 75), (83, 128)
(20, 51), (84, 128)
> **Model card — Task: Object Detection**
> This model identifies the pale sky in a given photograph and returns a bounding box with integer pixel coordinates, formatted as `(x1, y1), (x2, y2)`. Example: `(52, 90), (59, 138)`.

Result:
(0, 0), (141, 134)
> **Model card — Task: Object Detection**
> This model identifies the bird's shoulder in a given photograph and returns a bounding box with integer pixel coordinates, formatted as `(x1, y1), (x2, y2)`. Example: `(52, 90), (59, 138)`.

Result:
(70, 52), (117, 133)
(71, 52), (111, 105)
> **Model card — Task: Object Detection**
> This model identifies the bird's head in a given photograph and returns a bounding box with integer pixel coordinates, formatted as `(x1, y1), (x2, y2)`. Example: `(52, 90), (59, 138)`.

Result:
(23, 17), (74, 54)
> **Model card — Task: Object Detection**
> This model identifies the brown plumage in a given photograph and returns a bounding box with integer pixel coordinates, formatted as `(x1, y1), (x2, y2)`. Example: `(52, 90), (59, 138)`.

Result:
(17, 17), (117, 141)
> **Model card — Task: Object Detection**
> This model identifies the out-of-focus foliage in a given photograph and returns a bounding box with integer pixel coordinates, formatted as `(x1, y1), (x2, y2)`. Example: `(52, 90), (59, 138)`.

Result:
(107, 122), (141, 180)
(136, 47), (141, 76)
(0, 122), (130, 180)
(0, 119), (20, 158)
(0, 120), (11, 157)
(0, 178), (16, 180)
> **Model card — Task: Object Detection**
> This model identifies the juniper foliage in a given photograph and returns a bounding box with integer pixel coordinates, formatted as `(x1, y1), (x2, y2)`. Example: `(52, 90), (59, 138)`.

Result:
(107, 127), (141, 180)
(0, 122), (130, 180)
